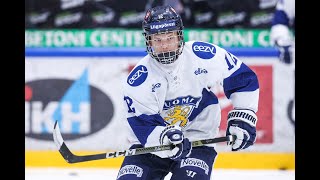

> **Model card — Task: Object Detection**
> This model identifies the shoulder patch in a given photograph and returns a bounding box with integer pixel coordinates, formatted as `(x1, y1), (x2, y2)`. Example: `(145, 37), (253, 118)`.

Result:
(127, 65), (148, 87)
(192, 42), (216, 59)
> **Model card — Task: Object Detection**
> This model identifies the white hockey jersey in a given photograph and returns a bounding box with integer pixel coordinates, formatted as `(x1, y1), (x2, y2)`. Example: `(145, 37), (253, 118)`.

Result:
(270, 0), (295, 45)
(274, 0), (295, 25)
(122, 41), (259, 149)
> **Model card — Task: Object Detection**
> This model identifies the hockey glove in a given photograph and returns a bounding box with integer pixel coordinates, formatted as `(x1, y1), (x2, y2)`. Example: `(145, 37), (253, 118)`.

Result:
(159, 126), (192, 161)
(275, 39), (293, 64)
(226, 109), (257, 151)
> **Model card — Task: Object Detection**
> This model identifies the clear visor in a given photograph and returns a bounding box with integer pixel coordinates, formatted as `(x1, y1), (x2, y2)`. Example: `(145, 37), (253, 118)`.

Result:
(145, 30), (184, 64)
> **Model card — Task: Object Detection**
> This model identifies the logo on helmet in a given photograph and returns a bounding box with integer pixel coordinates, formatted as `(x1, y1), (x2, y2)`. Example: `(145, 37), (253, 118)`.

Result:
(192, 42), (216, 59)
(150, 21), (176, 30)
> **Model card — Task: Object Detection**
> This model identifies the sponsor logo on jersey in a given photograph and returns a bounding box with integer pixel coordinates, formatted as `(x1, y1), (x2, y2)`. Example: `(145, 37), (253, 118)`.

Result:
(194, 68), (208, 75)
(192, 42), (216, 59)
(25, 69), (114, 141)
(152, 83), (161, 92)
(127, 65), (148, 87)
(163, 96), (201, 127)
(181, 158), (209, 175)
(117, 165), (143, 179)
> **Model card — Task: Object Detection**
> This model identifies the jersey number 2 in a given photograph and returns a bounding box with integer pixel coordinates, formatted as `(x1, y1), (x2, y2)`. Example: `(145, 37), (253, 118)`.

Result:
(124, 96), (136, 113)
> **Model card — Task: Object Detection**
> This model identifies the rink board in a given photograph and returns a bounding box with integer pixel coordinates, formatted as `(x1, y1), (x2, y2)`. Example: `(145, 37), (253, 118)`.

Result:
(25, 49), (295, 170)
(25, 151), (294, 170)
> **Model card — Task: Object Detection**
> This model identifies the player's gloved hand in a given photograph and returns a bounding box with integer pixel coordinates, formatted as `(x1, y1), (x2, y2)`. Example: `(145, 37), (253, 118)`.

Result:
(275, 39), (293, 64)
(226, 109), (257, 151)
(159, 126), (192, 161)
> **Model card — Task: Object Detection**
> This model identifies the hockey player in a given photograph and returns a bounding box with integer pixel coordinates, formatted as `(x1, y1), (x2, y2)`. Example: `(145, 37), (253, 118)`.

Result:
(270, 0), (295, 65)
(270, 0), (295, 127)
(117, 5), (259, 180)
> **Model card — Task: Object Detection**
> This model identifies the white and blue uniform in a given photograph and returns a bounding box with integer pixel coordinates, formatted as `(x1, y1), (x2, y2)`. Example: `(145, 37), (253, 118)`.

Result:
(270, 0), (295, 43)
(123, 40), (259, 149)
(118, 5), (259, 179)
(118, 41), (259, 180)
(271, 0), (295, 29)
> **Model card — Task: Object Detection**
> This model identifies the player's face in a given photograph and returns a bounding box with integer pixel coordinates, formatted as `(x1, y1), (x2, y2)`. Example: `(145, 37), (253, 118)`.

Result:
(150, 31), (179, 54)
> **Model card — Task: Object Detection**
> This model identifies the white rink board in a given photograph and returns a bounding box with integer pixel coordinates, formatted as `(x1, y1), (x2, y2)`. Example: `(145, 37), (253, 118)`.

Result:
(25, 56), (295, 153)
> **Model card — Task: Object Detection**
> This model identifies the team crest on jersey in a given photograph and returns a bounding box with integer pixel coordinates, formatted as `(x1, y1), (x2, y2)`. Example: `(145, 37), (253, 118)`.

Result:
(163, 96), (201, 127)
(192, 42), (216, 59)
(127, 65), (148, 87)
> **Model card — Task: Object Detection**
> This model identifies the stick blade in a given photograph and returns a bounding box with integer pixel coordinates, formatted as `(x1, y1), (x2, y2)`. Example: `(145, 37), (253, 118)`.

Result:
(53, 121), (64, 150)
(52, 120), (76, 163)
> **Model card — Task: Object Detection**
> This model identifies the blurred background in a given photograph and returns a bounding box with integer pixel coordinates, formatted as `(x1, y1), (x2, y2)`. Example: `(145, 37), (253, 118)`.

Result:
(25, 0), (295, 179)
(25, 0), (276, 29)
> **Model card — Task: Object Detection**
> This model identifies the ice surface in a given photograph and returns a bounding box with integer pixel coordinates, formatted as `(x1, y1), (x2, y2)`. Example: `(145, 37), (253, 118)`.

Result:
(26, 168), (295, 180)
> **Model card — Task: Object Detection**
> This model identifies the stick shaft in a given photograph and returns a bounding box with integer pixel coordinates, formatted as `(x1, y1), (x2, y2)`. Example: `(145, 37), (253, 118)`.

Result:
(53, 121), (236, 163)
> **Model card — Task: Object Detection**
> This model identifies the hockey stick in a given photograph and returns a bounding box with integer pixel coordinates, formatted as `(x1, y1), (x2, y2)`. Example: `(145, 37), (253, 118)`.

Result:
(53, 120), (236, 164)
